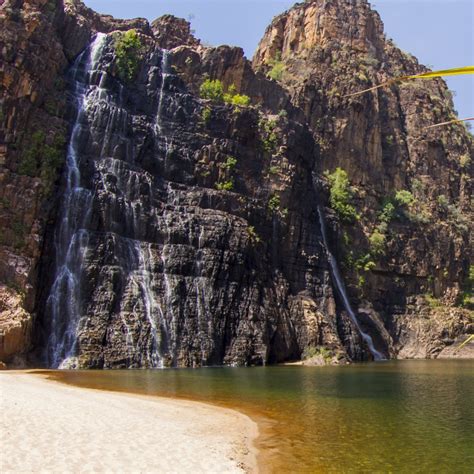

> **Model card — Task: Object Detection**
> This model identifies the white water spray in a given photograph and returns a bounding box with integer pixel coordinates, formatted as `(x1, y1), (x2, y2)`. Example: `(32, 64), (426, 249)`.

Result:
(155, 49), (170, 136)
(317, 207), (385, 361)
(45, 34), (108, 368)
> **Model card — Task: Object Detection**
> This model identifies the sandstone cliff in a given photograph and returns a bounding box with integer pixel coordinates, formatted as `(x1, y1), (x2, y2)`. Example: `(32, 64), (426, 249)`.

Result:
(0, 0), (472, 367)
(253, 0), (473, 359)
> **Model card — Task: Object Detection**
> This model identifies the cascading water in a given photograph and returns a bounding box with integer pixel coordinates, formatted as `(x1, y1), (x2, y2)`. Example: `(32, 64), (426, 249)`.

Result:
(45, 34), (172, 369)
(155, 49), (170, 135)
(155, 49), (172, 158)
(45, 34), (108, 368)
(317, 206), (385, 361)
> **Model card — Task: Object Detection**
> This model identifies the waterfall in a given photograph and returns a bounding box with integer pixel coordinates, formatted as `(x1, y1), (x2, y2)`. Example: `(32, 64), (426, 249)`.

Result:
(317, 207), (385, 361)
(45, 33), (108, 368)
(127, 240), (165, 368)
(155, 50), (170, 132)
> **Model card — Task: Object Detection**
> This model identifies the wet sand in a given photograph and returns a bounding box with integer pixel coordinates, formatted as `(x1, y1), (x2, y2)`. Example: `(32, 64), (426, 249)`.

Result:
(0, 372), (258, 473)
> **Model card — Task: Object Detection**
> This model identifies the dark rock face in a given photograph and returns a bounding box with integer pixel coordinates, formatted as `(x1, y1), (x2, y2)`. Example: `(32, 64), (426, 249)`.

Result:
(1, 0), (472, 367)
(33, 27), (351, 368)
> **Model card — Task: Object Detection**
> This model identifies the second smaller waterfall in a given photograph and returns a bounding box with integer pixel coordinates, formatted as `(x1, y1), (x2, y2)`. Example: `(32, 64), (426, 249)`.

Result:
(155, 49), (171, 136)
(317, 207), (385, 361)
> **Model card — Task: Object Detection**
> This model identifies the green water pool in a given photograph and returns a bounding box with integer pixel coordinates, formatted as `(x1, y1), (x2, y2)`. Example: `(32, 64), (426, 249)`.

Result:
(45, 360), (474, 473)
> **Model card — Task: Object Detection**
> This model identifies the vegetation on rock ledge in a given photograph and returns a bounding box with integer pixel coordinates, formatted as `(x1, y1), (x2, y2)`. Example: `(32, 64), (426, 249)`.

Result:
(18, 130), (66, 195)
(114, 29), (143, 82)
(200, 79), (250, 106)
(324, 168), (359, 223)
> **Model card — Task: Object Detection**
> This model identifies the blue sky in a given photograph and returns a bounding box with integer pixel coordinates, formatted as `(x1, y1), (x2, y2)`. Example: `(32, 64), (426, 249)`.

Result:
(83, 0), (473, 119)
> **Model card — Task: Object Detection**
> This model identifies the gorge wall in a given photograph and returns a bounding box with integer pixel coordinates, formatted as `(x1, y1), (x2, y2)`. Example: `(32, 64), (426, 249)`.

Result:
(0, 0), (472, 368)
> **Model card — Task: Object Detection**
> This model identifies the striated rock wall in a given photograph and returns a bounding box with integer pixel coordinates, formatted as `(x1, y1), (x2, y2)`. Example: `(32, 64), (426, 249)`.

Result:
(32, 22), (357, 368)
(1, 0), (472, 367)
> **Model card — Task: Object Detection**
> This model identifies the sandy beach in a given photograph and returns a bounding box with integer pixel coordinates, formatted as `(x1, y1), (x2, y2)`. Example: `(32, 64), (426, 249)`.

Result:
(0, 372), (258, 473)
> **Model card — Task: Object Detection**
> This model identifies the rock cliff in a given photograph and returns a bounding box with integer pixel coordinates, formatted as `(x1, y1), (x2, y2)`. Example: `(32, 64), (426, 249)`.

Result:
(253, 0), (473, 360)
(0, 0), (472, 367)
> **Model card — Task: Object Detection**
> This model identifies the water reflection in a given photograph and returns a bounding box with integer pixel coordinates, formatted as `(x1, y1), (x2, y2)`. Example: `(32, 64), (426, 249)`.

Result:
(42, 360), (474, 473)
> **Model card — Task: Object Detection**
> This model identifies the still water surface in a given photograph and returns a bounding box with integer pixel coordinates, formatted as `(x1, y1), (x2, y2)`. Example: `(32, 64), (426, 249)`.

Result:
(45, 360), (474, 473)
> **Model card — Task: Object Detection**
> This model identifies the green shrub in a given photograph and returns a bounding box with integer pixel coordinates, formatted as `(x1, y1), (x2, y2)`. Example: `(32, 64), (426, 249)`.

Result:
(269, 165), (279, 175)
(201, 107), (211, 124)
(18, 131), (45, 176)
(18, 131), (65, 194)
(216, 179), (234, 191)
(324, 168), (359, 222)
(230, 94), (250, 106)
(259, 118), (278, 153)
(395, 190), (415, 207)
(222, 156), (237, 170)
(200, 81), (250, 107)
(114, 29), (143, 82)
(40, 134), (66, 195)
(267, 53), (285, 82)
(379, 200), (396, 224)
(247, 225), (261, 243)
(437, 194), (449, 209)
(302, 346), (332, 363)
(223, 85), (250, 106)
(200, 79), (224, 102)
(446, 204), (469, 232)
(268, 194), (281, 213)
(369, 230), (386, 256)
(347, 253), (376, 274)
(459, 265), (474, 309)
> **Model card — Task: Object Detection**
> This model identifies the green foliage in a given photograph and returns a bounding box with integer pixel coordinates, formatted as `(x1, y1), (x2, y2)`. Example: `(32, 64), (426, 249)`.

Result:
(224, 85), (250, 106)
(221, 156), (237, 170)
(369, 230), (386, 256)
(259, 118), (278, 153)
(18, 131), (45, 177)
(247, 225), (261, 243)
(302, 346), (332, 363)
(355, 253), (376, 272)
(201, 107), (212, 124)
(40, 134), (66, 195)
(267, 194), (281, 213)
(395, 190), (415, 207)
(446, 204), (470, 233)
(459, 265), (474, 309)
(216, 179), (234, 191)
(379, 200), (396, 224)
(265, 194), (288, 218)
(18, 131), (65, 194)
(437, 194), (449, 209)
(324, 168), (359, 223)
(269, 165), (279, 175)
(267, 53), (285, 82)
(230, 94), (250, 106)
(114, 29), (143, 82)
(200, 79), (224, 102)
(200, 81), (250, 106)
